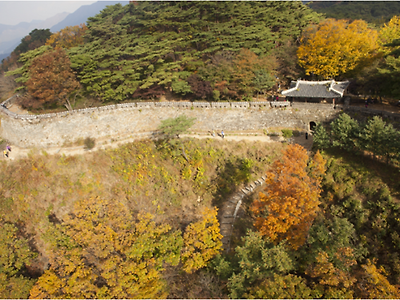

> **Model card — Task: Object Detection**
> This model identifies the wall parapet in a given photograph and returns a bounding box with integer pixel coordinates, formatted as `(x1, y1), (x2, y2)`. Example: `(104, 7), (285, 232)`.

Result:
(2, 96), (399, 123)
(2, 95), (390, 148)
(1, 96), (351, 121)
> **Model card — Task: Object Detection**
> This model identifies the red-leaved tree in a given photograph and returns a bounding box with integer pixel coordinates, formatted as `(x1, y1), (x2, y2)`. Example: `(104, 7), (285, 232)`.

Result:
(26, 49), (80, 110)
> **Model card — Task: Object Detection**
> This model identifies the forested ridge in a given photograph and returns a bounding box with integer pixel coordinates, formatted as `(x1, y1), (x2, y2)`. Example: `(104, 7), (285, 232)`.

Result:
(2, 1), (321, 108)
(3, 1), (400, 110)
(4, 1), (400, 108)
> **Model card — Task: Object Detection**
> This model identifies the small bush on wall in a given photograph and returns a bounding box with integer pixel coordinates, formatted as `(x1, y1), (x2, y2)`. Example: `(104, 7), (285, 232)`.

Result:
(84, 137), (95, 150)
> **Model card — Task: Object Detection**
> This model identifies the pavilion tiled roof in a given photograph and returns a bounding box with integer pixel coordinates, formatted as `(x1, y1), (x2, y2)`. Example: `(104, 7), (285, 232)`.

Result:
(282, 80), (350, 98)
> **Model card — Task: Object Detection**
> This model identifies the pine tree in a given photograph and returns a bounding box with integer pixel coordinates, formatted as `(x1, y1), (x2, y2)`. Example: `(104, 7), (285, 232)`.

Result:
(313, 122), (331, 150)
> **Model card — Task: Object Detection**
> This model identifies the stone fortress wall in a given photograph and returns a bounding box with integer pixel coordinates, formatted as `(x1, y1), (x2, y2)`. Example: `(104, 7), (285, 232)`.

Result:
(1, 95), (399, 148)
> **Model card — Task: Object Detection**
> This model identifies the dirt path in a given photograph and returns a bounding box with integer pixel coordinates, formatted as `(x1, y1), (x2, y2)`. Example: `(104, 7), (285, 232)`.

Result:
(1, 135), (145, 161)
(1, 131), (313, 162)
(183, 132), (314, 150)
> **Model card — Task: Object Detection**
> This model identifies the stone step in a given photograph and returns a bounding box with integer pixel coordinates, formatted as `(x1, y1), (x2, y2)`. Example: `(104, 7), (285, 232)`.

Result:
(224, 205), (236, 215)
(220, 227), (232, 232)
(221, 221), (233, 225)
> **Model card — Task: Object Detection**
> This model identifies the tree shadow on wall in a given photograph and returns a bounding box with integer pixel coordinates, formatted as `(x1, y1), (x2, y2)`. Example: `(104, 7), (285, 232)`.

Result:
(211, 157), (254, 209)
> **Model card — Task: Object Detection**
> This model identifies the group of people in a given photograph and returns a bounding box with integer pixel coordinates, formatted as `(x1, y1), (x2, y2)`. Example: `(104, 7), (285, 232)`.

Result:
(211, 129), (224, 139)
(3, 145), (11, 158)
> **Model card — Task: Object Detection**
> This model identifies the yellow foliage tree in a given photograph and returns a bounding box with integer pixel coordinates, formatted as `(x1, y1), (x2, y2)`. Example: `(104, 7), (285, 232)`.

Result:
(378, 16), (400, 54)
(297, 19), (379, 78)
(251, 145), (326, 250)
(355, 259), (400, 299)
(45, 24), (87, 50)
(244, 274), (315, 299)
(306, 248), (357, 299)
(181, 207), (223, 273)
(30, 197), (183, 299)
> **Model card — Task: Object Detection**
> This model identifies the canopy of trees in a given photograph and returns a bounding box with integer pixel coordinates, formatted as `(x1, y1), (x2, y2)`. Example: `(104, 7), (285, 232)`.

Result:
(5, 1), (321, 104)
(30, 198), (184, 299)
(0, 219), (37, 298)
(6, 4), (400, 103)
(68, 1), (320, 101)
(0, 133), (400, 298)
(313, 113), (400, 164)
(346, 15), (400, 99)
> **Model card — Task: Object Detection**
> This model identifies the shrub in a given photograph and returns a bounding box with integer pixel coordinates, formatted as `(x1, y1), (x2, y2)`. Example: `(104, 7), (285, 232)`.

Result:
(293, 130), (301, 137)
(84, 137), (96, 150)
(267, 131), (280, 137)
(281, 129), (293, 139)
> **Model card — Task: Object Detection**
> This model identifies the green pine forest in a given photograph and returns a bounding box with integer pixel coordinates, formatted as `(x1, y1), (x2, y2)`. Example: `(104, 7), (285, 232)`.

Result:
(2, 1), (400, 299)
(3, 1), (400, 107)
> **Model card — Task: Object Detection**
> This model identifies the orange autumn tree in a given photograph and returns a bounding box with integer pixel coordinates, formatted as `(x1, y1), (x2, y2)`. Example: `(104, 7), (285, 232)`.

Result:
(26, 48), (80, 110)
(251, 144), (326, 250)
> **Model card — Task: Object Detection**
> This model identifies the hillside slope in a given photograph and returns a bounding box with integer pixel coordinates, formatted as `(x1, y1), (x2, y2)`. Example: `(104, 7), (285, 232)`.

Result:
(68, 1), (321, 102)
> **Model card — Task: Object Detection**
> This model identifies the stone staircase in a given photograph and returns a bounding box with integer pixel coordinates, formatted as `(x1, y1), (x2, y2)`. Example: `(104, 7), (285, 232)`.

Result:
(219, 175), (266, 252)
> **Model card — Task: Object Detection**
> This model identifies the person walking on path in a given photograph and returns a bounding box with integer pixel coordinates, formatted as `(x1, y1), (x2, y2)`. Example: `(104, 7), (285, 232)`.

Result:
(6, 145), (11, 152)
(3, 149), (8, 158)
(221, 130), (225, 139)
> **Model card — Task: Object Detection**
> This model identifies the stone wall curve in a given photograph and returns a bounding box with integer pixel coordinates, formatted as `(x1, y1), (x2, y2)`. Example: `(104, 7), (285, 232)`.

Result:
(1, 96), (399, 148)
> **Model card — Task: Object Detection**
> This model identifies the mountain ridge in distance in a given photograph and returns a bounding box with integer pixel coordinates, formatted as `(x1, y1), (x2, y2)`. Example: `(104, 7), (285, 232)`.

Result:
(0, 12), (68, 56)
(50, 1), (129, 32)
(1, 1), (128, 59)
